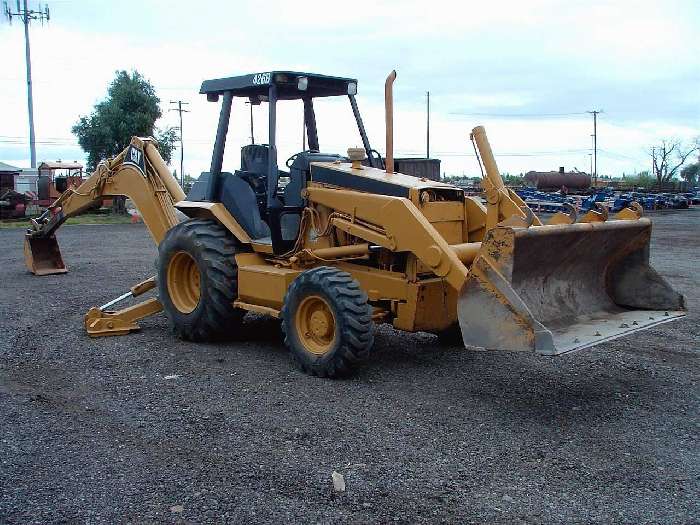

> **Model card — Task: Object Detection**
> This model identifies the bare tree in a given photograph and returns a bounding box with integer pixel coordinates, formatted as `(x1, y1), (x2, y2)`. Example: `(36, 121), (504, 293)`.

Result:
(650, 140), (698, 188)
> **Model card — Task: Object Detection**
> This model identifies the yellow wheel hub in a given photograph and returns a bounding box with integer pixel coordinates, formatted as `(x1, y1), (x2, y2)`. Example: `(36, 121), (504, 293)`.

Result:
(296, 295), (336, 356)
(167, 251), (201, 314)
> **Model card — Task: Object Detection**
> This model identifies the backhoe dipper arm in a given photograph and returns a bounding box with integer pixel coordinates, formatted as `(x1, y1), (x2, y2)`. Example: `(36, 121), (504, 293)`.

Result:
(28, 136), (185, 245)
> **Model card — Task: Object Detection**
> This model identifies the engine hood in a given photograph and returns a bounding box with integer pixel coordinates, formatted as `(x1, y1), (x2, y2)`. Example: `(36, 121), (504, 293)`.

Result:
(310, 161), (458, 199)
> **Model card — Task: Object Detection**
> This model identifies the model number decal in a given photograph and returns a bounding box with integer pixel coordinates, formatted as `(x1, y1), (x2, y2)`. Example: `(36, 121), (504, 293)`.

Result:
(252, 72), (271, 85)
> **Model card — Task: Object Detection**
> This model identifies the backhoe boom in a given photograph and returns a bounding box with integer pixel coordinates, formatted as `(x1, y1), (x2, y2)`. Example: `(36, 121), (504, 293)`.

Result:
(26, 137), (185, 253)
(24, 136), (186, 336)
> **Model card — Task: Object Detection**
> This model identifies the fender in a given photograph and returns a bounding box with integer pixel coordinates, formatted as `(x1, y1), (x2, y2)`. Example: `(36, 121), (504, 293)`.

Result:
(175, 200), (252, 244)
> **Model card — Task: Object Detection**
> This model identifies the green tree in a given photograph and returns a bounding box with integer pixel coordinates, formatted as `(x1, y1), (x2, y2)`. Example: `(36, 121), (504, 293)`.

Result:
(72, 70), (177, 213)
(624, 170), (655, 189)
(681, 162), (699, 186)
(72, 70), (176, 171)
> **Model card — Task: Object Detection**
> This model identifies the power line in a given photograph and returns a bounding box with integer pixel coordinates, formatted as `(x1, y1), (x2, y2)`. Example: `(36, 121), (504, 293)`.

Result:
(598, 148), (636, 161)
(5, 0), (51, 168)
(394, 148), (593, 157)
(449, 111), (588, 118)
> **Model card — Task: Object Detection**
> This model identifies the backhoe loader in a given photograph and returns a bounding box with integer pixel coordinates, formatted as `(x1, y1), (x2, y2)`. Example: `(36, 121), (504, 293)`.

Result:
(25, 70), (685, 377)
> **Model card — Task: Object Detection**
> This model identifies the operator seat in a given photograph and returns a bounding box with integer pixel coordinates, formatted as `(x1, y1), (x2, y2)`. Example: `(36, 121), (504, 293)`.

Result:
(185, 171), (271, 241)
(241, 144), (269, 175)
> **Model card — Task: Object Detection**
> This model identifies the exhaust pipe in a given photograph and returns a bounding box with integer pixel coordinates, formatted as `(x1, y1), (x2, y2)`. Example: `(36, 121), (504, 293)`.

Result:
(384, 70), (396, 173)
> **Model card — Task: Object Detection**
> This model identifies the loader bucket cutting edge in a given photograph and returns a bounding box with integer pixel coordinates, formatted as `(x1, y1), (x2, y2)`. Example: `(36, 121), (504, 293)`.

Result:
(457, 218), (685, 355)
(24, 234), (67, 275)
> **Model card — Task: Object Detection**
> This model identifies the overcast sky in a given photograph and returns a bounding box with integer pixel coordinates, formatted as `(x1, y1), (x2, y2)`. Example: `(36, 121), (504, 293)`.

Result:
(1, 0), (698, 178)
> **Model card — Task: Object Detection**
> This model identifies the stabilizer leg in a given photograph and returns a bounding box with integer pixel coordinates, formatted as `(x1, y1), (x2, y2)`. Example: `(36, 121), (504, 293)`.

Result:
(83, 277), (163, 337)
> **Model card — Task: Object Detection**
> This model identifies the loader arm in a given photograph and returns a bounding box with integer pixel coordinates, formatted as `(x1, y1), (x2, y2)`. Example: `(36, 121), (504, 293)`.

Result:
(471, 126), (544, 230)
(309, 122), (684, 357)
(306, 185), (470, 293)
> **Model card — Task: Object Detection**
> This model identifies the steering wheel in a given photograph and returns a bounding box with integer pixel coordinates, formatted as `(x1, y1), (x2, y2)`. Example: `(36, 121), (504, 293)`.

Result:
(286, 150), (314, 168)
(368, 149), (385, 169)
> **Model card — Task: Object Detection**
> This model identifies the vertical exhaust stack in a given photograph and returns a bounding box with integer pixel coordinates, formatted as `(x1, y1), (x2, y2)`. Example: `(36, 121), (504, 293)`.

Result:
(384, 70), (397, 173)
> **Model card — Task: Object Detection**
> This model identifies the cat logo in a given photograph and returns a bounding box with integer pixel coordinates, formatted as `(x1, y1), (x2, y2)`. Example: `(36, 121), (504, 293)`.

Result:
(123, 144), (146, 176)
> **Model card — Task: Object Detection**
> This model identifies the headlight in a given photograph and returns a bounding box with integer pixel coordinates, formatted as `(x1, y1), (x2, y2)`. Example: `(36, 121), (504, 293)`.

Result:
(347, 82), (357, 95)
(297, 76), (309, 91)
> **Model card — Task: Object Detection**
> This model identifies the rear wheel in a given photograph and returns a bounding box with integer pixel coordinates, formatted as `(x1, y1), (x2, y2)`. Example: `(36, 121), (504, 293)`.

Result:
(282, 266), (374, 378)
(157, 218), (244, 341)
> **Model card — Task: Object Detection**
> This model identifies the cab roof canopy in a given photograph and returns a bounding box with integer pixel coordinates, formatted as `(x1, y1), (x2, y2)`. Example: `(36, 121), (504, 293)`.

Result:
(200, 71), (357, 101)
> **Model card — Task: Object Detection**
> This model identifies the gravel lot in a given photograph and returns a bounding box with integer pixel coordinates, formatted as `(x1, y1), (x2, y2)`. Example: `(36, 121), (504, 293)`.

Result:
(1, 210), (698, 523)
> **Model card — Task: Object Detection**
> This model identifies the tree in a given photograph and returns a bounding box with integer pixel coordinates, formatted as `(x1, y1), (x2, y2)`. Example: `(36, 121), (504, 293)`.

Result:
(681, 162), (699, 186)
(623, 170), (655, 189)
(680, 142), (700, 186)
(649, 140), (698, 189)
(72, 70), (177, 212)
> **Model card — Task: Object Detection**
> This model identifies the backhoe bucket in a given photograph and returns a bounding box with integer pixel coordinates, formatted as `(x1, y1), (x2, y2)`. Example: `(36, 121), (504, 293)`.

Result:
(24, 234), (67, 275)
(457, 218), (685, 355)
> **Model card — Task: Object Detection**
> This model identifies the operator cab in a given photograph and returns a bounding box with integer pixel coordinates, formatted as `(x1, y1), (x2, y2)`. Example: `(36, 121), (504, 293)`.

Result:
(186, 71), (380, 254)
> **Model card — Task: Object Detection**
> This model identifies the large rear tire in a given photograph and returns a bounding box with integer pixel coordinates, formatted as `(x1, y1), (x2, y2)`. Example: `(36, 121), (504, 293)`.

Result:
(281, 266), (374, 378)
(157, 218), (244, 341)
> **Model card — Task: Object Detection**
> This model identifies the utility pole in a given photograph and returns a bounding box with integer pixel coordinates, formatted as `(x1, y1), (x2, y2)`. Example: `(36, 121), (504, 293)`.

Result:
(426, 91), (430, 159)
(587, 109), (602, 186)
(5, 0), (50, 169)
(169, 100), (189, 188)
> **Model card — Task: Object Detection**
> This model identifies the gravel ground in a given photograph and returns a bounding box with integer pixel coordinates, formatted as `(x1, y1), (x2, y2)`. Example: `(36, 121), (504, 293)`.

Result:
(1, 210), (698, 524)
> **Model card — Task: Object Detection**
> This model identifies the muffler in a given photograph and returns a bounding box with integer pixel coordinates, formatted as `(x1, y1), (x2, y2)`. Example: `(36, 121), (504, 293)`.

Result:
(24, 234), (67, 275)
(457, 219), (685, 355)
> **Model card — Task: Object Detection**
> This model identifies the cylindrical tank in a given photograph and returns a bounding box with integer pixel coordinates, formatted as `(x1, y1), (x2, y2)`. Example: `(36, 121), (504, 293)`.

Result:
(525, 171), (591, 190)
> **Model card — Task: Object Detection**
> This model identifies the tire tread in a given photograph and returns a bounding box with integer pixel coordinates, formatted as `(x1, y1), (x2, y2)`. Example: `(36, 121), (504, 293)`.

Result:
(281, 266), (374, 378)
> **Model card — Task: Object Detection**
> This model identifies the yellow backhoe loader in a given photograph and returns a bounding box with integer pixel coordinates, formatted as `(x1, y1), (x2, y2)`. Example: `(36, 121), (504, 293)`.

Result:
(25, 70), (685, 377)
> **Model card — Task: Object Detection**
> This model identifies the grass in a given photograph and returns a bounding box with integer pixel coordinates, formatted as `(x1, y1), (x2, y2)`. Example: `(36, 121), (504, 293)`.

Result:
(0, 213), (134, 229)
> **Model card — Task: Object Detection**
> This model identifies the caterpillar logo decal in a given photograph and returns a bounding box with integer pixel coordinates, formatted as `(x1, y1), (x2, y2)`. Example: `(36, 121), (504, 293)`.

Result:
(123, 144), (146, 176)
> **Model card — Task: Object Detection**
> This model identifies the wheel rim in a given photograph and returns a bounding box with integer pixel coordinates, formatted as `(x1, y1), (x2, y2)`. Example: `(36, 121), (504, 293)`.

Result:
(167, 251), (201, 314)
(295, 295), (336, 356)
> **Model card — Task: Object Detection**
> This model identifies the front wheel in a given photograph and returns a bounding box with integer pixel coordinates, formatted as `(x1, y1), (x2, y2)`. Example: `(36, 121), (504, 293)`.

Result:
(281, 267), (374, 378)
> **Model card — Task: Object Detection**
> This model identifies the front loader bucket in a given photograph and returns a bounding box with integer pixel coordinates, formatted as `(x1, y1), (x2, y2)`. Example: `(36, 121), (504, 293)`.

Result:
(24, 234), (67, 275)
(458, 218), (685, 355)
